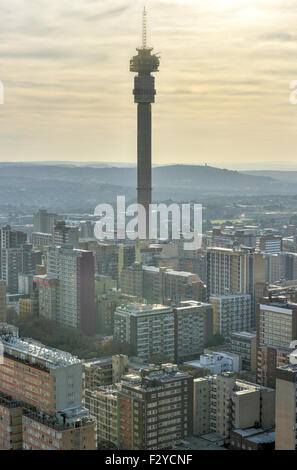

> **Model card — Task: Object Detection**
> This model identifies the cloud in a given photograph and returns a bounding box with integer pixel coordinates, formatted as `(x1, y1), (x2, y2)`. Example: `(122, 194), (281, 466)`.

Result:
(260, 32), (295, 41)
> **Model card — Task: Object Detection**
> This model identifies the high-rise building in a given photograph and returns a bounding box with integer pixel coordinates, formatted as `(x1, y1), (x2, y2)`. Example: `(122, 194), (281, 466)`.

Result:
(53, 221), (79, 248)
(259, 234), (283, 254)
(114, 303), (175, 362)
(0, 324), (97, 450)
(230, 331), (257, 372)
(256, 295), (297, 388)
(193, 372), (275, 441)
(0, 225), (27, 279)
(1, 245), (42, 294)
(47, 245), (96, 335)
(130, 8), (160, 236)
(0, 280), (6, 318)
(90, 364), (193, 450)
(96, 242), (136, 285)
(121, 262), (207, 304)
(31, 231), (53, 250)
(275, 364), (297, 450)
(206, 247), (265, 299)
(80, 220), (95, 239)
(209, 294), (252, 339)
(33, 274), (58, 321)
(173, 300), (213, 361)
(85, 386), (118, 447)
(33, 209), (58, 234)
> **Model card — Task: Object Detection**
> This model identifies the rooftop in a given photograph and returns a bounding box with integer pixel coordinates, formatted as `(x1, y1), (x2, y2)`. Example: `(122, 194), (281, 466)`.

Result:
(116, 303), (172, 315)
(1, 336), (81, 368)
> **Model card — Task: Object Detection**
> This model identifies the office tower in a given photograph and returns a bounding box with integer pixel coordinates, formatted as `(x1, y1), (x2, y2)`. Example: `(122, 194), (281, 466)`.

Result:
(80, 220), (95, 239)
(259, 234), (283, 254)
(256, 295), (297, 388)
(114, 303), (175, 362)
(193, 373), (275, 441)
(47, 245), (96, 335)
(31, 231), (53, 249)
(53, 221), (79, 248)
(275, 365), (297, 450)
(18, 272), (35, 295)
(33, 209), (58, 234)
(90, 364), (193, 450)
(0, 224), (27, 250)
(0, 225), (27, 278)
(130, 8), (160, 236)
(0, 324), (97, 450)
(285, 252), (297, 280)
(265, 253), (287, 283)
(1, 245), (42, 294)
(173, 300), (213, 361)
(209, 294), (252, 339)
(230, 331), (257, 372)
(0, 280), (6, 317)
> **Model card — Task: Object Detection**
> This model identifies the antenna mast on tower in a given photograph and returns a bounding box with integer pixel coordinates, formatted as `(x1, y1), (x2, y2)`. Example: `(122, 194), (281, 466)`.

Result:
(142, 7), (147, 49)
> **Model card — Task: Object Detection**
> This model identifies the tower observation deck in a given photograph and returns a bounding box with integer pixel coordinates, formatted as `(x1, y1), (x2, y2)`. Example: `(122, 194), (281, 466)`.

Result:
(130, 8), (160, 238)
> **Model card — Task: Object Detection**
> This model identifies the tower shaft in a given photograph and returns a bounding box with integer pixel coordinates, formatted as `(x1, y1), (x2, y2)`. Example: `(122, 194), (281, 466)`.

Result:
(130, 10), (160, 238)
(137, 102), (152, 228)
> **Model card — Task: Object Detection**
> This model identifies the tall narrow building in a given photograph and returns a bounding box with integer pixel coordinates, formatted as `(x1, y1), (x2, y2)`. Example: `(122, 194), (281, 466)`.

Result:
(130, 8), (160, 237)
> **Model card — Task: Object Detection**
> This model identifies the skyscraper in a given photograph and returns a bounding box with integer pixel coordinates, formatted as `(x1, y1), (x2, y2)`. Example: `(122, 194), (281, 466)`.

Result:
(47, 245), (96, 335)
(130, 8), (160, 237)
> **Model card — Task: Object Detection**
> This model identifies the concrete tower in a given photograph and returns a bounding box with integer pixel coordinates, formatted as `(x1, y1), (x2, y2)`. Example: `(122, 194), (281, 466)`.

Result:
(130, 8), (160, 237)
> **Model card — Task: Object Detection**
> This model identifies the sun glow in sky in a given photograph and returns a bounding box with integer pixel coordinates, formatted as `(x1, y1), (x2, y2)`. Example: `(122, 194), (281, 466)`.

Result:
(0, 0), (297, 169)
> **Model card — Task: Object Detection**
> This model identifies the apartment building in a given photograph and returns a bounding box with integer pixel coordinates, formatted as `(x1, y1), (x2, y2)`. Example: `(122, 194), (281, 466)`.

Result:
(0, 392), (23, 450)
(31, 232), (53, 250)
(173, 300), (213, 361)
(33, 274), (58, 321)
(22, 408), (96, 450)
(230, 331), (257, 372)
(256, 296), (297, 388)
(0, 280), (6, 317)
(206, 247), (265, 298)
(121, 262), (207, 304)
(33, 209), (58, 235)
(85, 386), (118, 446)
(210, 294), (252, 339)
(53, 221), (79, 248)
(193, 372), (275, 442)
(1, 245), (42, 294)
(114, 303), (175, 362)
(0, 323), (96, 450)
(47, 245), (96, 335)
(275, 365), (297, 450)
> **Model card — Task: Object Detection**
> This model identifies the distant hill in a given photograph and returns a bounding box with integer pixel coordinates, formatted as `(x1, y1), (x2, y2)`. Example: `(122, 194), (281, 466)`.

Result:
(0, 163), (296, 211)
(242, 170), (297, 182)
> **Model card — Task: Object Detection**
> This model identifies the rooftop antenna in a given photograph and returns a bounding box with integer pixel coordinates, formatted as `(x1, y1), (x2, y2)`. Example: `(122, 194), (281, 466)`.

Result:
(142, 7), (147, 49)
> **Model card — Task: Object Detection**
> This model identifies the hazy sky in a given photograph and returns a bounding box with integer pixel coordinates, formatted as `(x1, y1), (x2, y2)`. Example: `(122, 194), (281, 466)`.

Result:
(1, 0), (297, 169)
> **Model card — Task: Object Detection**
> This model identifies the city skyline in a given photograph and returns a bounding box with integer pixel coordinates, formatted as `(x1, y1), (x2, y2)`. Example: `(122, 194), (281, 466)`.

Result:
(0, 0), (297, 168)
